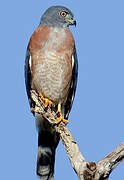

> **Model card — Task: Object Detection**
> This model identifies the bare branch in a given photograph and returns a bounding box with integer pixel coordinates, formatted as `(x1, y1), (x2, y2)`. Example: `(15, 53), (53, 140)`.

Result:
(31, 90), (87, 179)
(95, 142), (124, 179)
(57, 124), (87, 180)
(31, 90), (124, 180)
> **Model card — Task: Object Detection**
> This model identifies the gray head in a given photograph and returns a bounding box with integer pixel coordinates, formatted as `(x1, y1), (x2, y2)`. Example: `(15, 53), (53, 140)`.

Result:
(40, 6), (76, 28)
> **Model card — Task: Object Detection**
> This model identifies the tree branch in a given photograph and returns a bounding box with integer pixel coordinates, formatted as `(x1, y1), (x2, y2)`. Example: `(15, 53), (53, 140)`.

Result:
(31, 90), (124, 180)
(95, 142), (124, 179)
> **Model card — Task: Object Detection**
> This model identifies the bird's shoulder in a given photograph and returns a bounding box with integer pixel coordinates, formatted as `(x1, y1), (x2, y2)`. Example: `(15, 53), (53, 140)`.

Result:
(29, 26), (50, 52)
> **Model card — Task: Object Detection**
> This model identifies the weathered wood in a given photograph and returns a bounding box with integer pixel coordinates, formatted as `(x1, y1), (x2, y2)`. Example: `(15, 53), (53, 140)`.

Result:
(31, 90), (124, 180)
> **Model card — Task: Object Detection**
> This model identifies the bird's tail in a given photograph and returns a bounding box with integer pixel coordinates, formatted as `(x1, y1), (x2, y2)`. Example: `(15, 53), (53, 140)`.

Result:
(37, 131), (59, 180)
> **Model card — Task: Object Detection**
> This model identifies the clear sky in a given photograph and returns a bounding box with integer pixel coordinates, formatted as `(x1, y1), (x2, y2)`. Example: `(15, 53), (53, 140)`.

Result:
(0, 0), (124, 179)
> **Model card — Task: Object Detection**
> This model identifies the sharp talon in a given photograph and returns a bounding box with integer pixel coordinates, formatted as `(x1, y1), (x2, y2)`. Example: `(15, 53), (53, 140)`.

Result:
(62, 119), (69, 124)
(39, 93), (52, 107)
(44, 99), (52, 108)
(56, 115), (69, 124)
(56, 103), (69, 124)
(56, 117), (62, 124)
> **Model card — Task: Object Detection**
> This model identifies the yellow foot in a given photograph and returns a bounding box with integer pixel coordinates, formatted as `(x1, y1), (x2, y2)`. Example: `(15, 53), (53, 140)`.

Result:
(56, 103), (69, 124)
(39, 93), (52, 108)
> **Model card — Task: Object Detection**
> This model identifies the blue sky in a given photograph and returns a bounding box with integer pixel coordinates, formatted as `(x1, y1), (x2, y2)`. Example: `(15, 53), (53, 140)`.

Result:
(0, 0), (124, 179)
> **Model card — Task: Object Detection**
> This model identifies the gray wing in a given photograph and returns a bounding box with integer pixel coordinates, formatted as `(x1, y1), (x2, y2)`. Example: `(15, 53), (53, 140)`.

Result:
(64, 47), (78, 119)
(24, 48), (34, 108)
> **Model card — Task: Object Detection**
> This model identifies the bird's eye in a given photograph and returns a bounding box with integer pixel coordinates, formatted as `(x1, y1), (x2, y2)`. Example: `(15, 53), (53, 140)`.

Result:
(60, 11), (67, 18)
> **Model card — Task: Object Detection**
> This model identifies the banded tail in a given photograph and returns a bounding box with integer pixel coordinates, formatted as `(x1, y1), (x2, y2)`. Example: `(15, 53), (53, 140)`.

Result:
(37, 131), (59, 180)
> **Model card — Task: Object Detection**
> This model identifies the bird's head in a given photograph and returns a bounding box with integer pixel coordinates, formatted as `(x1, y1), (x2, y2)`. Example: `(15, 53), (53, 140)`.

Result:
(40, 6), (76, 28)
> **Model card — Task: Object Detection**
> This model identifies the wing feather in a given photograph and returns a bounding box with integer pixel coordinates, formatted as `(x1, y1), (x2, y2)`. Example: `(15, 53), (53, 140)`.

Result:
(64, 47), (78, 119)
(24, 48), (33, 107)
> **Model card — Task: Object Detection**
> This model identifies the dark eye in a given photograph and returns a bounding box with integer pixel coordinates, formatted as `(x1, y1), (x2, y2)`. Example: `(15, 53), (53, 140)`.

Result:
(60, 11), (67, 18)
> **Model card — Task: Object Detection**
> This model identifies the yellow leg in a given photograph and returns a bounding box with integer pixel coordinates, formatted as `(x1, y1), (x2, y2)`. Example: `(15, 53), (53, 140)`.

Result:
(56, 103), (69, 124)
(39, 93), (52, 108)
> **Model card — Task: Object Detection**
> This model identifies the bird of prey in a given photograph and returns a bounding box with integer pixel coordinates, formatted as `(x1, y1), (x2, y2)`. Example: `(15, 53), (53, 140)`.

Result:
(25, 5), (78, 180)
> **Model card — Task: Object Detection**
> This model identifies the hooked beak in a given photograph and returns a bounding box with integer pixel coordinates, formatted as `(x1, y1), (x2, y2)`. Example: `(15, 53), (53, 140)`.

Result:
(65, 14), (77, 27)
(73, 20), (76, 27)
(67, 19), (77, 27)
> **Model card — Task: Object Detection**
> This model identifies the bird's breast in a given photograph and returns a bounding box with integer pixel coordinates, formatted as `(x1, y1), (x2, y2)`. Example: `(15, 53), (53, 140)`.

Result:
(32, 52), (72, 103)
(29, 26), (75, 104)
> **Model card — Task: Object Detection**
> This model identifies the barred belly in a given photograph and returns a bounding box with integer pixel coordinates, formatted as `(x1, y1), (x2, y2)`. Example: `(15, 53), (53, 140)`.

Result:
(32, 54), (72, 104)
